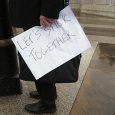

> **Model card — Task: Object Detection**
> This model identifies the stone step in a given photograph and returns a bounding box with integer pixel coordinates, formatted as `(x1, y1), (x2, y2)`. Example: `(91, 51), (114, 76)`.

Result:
(80, 24), (115, 37)
(73, 8), (115, 18)
(81, 24), (115, 29)
(84, 27), (115, 37)
(70, 43), (115, 115)
(78, 13), (115, 19)
(77, 16), (115, 25)
(87, 35), (115, 44)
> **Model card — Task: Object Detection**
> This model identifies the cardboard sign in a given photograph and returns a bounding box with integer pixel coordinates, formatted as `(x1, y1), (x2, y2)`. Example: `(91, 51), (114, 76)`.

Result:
(12, 6), (91, 80)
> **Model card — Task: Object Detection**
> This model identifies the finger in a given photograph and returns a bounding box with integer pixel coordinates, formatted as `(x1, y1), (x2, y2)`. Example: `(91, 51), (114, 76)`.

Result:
(40, 16), (54, 27)
(43, 20), (51, 27)
(40, 19), (43, 26)
(47, 18), (55, 23)
(40, 20), (45, 27)
(40, 16), (47, 27)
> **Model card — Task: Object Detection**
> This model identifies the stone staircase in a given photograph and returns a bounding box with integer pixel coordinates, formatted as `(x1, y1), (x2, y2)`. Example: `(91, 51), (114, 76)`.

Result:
(75, 12), (115, 43)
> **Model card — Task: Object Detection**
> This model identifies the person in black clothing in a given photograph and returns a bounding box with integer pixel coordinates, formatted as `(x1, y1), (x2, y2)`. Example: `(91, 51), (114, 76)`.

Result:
(9, 0), (64, 114)
(9, 0), (81, 114)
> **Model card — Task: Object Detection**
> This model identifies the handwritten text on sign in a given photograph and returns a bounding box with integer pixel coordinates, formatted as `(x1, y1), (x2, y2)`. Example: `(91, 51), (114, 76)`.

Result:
(12, 6), (91, 80)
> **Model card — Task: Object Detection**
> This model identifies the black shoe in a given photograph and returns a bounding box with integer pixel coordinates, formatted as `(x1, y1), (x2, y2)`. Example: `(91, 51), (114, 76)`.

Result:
(30, 91), (57, 99)
(25, 101), (56, 114)
(29, 91), (40, 99)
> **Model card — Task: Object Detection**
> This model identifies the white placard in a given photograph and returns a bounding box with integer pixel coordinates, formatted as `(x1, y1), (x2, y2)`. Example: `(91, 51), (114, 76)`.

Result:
(12, 6), (91, 80)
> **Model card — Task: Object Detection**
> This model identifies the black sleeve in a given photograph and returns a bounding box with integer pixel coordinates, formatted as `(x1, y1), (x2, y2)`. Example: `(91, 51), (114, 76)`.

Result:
(41, 0), (64, 19)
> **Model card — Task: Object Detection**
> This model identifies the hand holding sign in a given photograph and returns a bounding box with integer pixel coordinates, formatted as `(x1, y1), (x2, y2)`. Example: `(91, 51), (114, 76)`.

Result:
(40, 15), (55, 27)
(12, 6), (91, 80)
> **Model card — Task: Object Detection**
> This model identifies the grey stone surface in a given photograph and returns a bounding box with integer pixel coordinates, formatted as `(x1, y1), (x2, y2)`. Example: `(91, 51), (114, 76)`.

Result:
(70, 43), (115, 115)
(0, 40), (97, 115)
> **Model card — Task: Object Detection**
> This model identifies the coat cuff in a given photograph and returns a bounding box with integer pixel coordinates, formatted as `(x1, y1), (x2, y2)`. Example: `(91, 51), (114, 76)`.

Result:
(41, 0), (63, 19)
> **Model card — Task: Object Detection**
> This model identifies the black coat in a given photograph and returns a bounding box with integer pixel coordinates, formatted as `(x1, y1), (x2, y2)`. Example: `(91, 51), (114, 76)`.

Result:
(19, 53), (81, 83)
(9, 0), (81, 83)
(9, 0), (63, 28)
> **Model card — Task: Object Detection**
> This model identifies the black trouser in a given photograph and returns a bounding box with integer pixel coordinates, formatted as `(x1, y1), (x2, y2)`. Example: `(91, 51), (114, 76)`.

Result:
(18, 28), (57, 106)
(35, 81), (56, 106)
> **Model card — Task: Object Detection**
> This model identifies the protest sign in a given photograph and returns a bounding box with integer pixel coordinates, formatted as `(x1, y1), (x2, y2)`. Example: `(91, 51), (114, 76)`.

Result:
(12, 6), (91, 80)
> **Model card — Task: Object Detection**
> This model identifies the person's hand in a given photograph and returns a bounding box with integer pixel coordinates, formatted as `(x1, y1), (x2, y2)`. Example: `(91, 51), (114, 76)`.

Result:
(40, 15), (55, 27)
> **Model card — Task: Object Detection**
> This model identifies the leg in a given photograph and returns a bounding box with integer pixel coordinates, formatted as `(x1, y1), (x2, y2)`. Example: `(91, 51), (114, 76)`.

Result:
(38, 82), (56, 106)
(29, 81), (40, 99)
(25, 82), (57, 114)
(29, 81), (57, 99)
